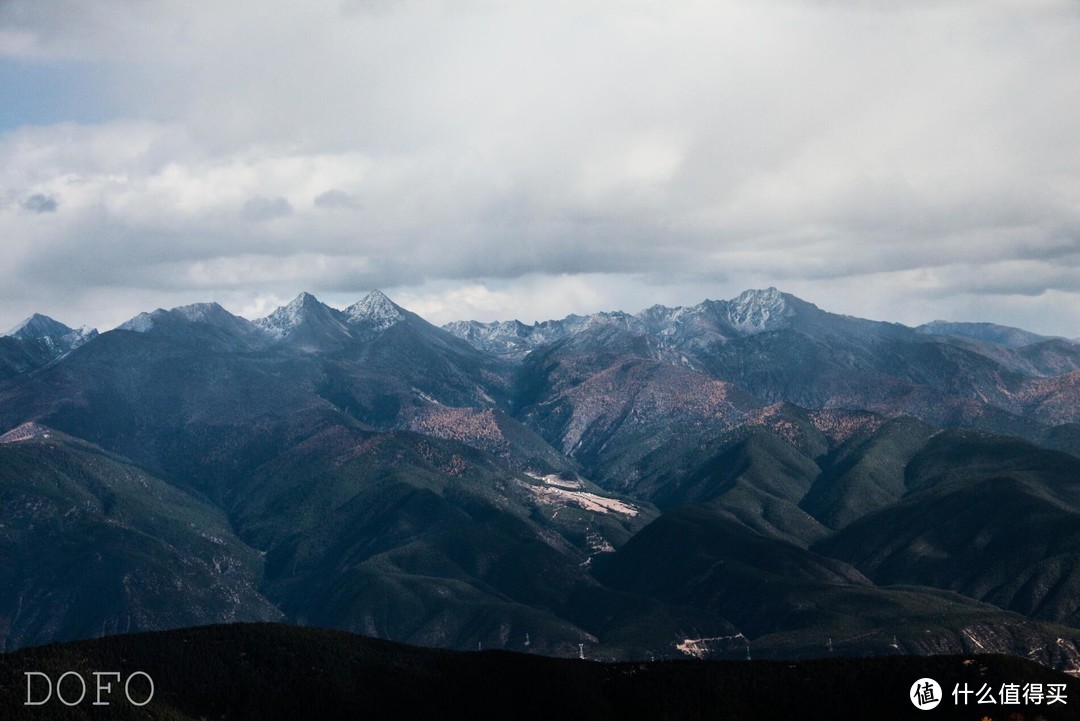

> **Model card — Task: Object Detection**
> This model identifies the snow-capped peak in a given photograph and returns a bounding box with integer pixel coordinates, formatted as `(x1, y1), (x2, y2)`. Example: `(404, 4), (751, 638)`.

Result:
(118, 311), (162, 333)
(724, 287), (791, 334)
(171, 302), (229, 323)
(271, 292), (323, 320)
(4, 313), (74, 340)
(117, 303), (256, 338)
(253, 292), (337, 339)
(4, 313), (98, 356)
(442, 287), (799, 356)
(290, 291), (319, 307)
(344, 290), (407, 328)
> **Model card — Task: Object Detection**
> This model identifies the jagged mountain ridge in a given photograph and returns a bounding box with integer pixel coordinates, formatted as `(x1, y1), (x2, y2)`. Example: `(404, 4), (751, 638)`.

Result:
(116, 290), (430, 352)
(9, 286), (1068, 366)
(444, 287), (1078, 370)
(444, 287), (801, 359)
(6, 287), (1080, 489)
(445, 289), (1080, 429)
(4, 288), (1080, 666)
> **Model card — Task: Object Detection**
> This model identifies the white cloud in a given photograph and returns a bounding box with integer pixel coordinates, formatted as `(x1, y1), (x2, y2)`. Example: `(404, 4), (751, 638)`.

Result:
(1, 0), (1079, 334)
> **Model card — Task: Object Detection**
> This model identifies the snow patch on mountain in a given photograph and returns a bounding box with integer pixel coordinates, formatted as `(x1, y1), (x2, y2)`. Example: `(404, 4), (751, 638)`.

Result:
(724, 287), (792, 334)
(4, 314), (98, 357)
(171, 303), (226, 324)
(344, 290), (407, 330)
(5, 313), (72, 340)
(443, 319), (532, 354)
(254, 292), (333, 339)
(442, 288), (794, 357)
(252, 290), (411, 345)
(118, 312), (159, 333)
(117, 303), (258, 340)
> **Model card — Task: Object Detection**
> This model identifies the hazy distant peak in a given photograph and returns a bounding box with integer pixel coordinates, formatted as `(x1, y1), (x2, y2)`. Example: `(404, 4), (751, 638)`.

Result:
(441, 318), (531, 354)
(915, 320), (1058, 348)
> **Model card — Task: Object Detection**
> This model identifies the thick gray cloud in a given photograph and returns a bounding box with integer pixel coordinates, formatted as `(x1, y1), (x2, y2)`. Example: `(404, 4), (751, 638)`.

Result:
(22, 193), (56, 213)
(242, 196), (293, 222)
(313, 189), (362, 209)
(0, 0), (1079, 335)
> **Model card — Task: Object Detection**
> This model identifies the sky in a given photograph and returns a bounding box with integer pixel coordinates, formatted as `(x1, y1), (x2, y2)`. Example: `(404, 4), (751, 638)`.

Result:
(1, 0), (1079, 336)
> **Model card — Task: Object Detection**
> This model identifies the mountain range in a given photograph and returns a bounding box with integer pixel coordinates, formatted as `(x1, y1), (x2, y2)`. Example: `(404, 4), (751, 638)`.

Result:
(3, 288), (1080, 670)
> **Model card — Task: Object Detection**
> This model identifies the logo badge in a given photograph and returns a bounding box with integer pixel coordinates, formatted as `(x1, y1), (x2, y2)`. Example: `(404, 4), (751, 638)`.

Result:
(911, 678), (942, 710)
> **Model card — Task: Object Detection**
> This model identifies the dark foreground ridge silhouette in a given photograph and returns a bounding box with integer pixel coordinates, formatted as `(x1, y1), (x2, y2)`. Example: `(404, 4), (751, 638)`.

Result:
(2, 623), (1078, 720)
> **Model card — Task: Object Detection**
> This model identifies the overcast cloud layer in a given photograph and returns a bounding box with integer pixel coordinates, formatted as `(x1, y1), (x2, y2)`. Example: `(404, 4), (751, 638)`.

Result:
(2, 0), (1079, 335)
